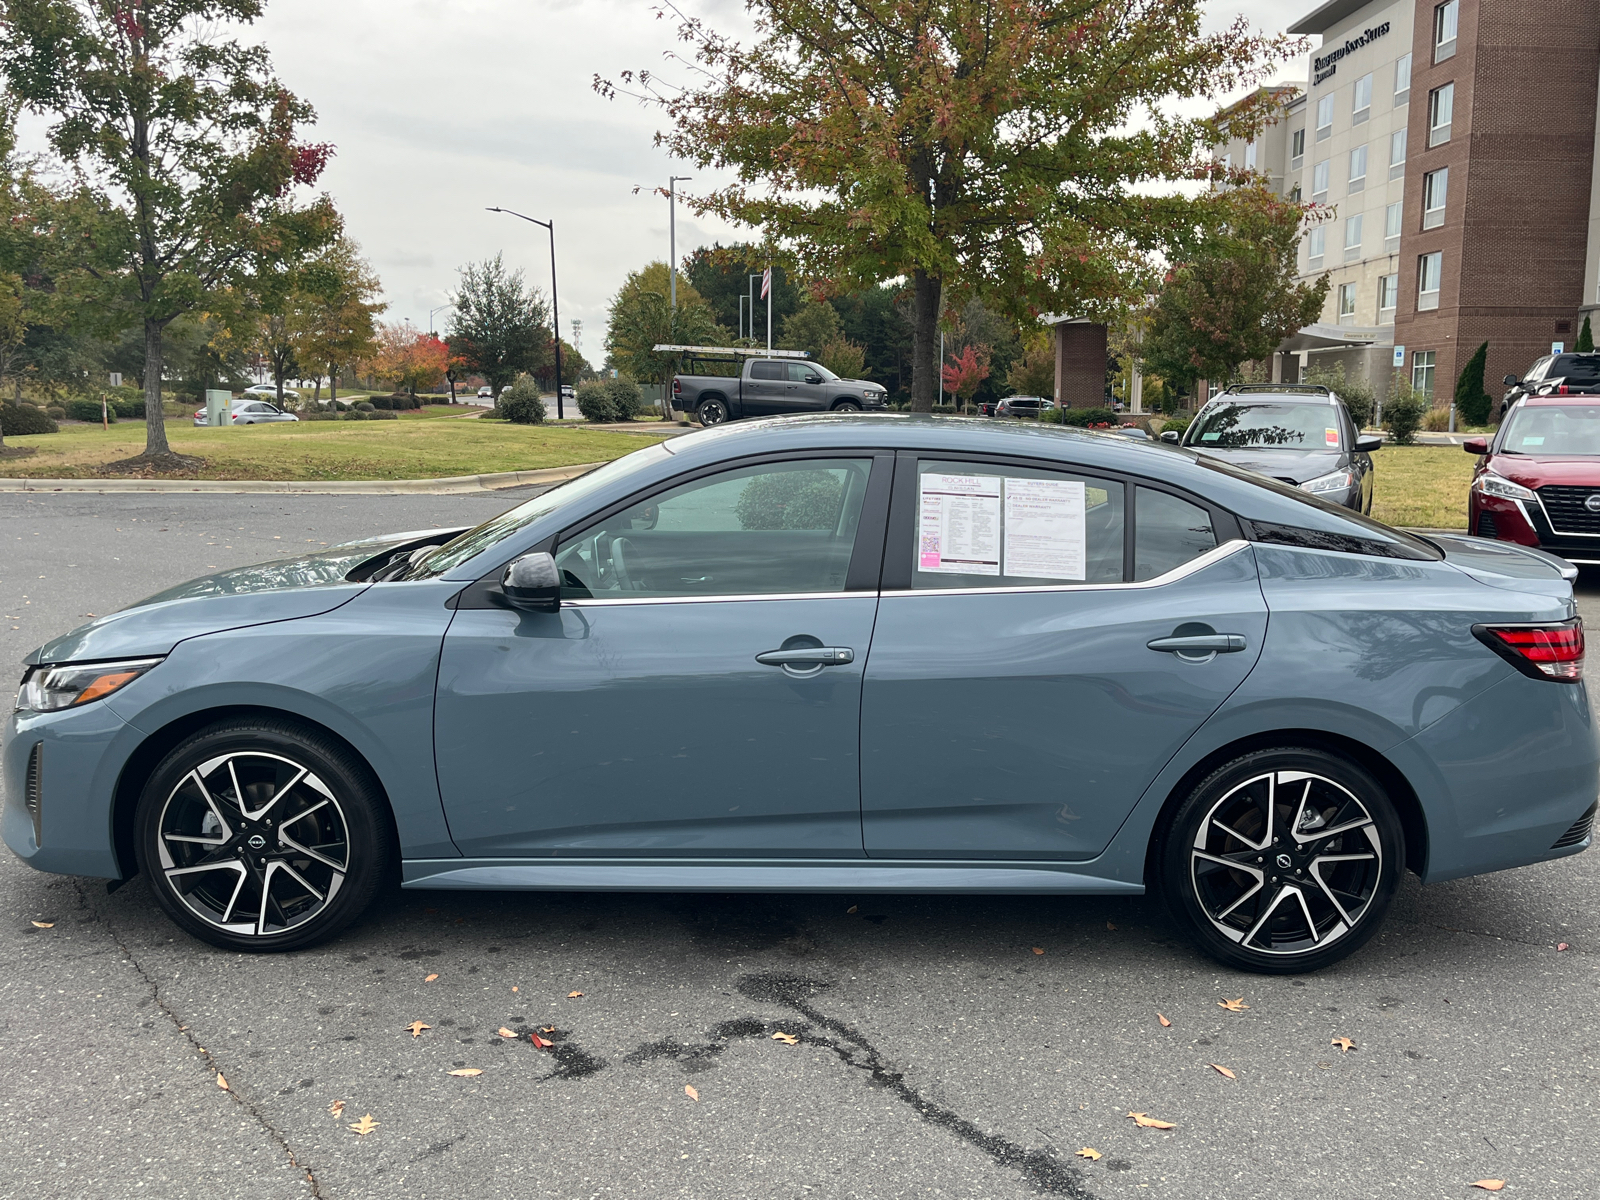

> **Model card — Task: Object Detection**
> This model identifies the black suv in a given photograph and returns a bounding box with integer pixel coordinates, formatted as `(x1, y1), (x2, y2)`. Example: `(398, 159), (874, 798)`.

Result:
(1502, 352), (1600, 405)
(1165, 384), (1381, 513)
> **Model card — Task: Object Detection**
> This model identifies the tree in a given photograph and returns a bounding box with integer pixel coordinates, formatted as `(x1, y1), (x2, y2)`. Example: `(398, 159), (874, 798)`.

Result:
(1577, 315), (1594, 353)
(1140, 187), (1328, 393)
(289, 236), (383, 402)
(605, 261), (727, 387)
(368, 324), (449, 395)
(1383, 371), (1427, 445)
(941, 343), (991, 411)
(683, 243), (800, 341)
(1302, 361), (1375, 429)
(1453, 340), (1492, 426)
(2, 0), (339, 468)
(602, 1), (1294, 411)
(1007, 333), (1056, 399)
(445, 253), (551, 394)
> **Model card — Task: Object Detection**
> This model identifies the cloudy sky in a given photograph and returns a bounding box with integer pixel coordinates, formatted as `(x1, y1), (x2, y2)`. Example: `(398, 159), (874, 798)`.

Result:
(195, 1), (1315, 356)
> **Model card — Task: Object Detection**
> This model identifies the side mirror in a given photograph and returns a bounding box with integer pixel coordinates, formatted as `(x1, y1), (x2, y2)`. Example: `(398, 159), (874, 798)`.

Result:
(1160, 430), (1182, 444)
(805, 373), (822, 385)
(499, 551), (561, 612)
(1355, 434), (1383, 452)
(1503, 375), (1519, 388)
(1463, 437), (1489, 455)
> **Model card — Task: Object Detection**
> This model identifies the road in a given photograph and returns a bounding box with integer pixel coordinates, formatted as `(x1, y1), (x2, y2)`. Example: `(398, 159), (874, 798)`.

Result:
(2, 492), (1598, 1200)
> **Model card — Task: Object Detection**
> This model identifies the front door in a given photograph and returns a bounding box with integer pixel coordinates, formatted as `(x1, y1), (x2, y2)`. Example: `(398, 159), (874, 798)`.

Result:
(434, 454), (888, 858)
(860, 455), (1267, 860)
(786, 363), (829, 412)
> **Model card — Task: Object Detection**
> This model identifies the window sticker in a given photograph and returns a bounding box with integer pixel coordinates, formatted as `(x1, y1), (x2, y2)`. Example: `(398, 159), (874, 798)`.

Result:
(1200, 432), (1221, 442)
(1003, 477), (1086, 580)
(917, 473), (1001, 574)
(1521, 436), (1545, 446)
(1325, 428), (1340, 447)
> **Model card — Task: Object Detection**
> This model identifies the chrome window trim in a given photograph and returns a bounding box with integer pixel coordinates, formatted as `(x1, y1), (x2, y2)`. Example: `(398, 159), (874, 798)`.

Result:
(565, 590), (861, 608)
(879, 539), (1249, 598)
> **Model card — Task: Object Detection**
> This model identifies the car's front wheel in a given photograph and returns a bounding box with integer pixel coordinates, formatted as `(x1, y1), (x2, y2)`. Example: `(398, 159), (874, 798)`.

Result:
(697, 397), (729, 426)
(1160, 747), (1403, 974)
(134, 717), (393, 952)
(832, 400), (862, 413)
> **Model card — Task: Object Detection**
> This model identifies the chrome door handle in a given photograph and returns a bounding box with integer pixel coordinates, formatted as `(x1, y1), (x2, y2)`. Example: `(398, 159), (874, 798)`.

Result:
(1146, 634), (1247, 654)
(755, 646), (854, 667)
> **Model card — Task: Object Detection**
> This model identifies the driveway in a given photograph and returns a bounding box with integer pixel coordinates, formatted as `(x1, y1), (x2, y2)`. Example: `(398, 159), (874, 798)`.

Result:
(1, 493), (1597, 1199)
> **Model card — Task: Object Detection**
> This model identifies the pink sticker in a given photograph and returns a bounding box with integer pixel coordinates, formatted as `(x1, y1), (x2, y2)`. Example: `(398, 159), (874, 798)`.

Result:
(1325, 428), (1339, 447)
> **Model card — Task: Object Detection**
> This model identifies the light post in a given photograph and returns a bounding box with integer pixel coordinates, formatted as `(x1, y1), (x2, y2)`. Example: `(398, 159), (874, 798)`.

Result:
(428, 303), (453, 334)
(485, 206), (564, 420)
(668, 176), (692, 312)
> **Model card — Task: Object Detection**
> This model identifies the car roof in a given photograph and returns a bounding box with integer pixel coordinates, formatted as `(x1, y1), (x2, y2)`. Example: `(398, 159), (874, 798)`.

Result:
(1518, 394), (1600, 406)
(1211, 387), (1336, 404)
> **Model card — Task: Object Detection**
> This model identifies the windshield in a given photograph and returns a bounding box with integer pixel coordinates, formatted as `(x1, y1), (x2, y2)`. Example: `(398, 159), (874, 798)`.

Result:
(1187, 402), (1343, 450)
(1499, 403), (1600, 455)
(408, 442), (675, 577)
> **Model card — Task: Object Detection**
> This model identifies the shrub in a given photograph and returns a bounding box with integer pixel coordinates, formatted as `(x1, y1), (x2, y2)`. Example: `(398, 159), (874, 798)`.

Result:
(343, 410), (371, 421)
(1042, 405), (1119, 427)
(0, 403), (59, 435)
(603, 377), (642, 421)
(45, 405), (65, 419)
(1302, 362), (1375, 429)
(367, 394), (392, 410)
(500, 374), (547, 425)
(368, 409), (399, 420)
(1423, 405), (1452, 432)
(64, 398), (115, 423)
(1158, 413), (1193, 438)
(1453, 340), (1493, 426)
(110, 397), (145, 419)
(735, 470), (845, 529)
(354, 401), (374, 412)
(1382, 373), (1428, 446)
(576, 381), (616, 422)
(302, 410), (338, 421)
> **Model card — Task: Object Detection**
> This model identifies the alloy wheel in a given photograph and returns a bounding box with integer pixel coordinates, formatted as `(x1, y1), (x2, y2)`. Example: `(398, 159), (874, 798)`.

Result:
(698, 399), (728, 426)
(155, 751), (350, 937)
(1189, 769), (1382, 956)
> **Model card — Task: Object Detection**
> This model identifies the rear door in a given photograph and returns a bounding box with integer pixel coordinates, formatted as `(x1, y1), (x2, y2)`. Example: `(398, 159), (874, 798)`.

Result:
(742, 361), (788, 416)
(860, 453), (1268, 860)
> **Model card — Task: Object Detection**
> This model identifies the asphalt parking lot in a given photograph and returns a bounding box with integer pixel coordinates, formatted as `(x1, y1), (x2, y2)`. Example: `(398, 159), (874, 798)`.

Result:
(2, 492), (1598, 1200)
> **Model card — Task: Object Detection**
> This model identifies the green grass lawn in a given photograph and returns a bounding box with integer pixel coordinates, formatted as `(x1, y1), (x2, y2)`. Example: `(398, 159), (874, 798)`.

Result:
(1, 417), (663, 481)
(1370, 444), (1474, 529)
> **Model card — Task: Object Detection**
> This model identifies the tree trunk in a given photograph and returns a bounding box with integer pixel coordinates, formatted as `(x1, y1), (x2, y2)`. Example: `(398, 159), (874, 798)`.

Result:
(910, 269), (941, 412)
(143, 318), (170, 456)
(328, 365), (338, 403)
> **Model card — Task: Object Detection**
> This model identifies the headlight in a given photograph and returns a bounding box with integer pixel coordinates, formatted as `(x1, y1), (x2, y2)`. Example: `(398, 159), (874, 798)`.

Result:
(1300, 469), (1355, 495)
(1475, 472), (1536, 502)
(16, 658), (163, 713)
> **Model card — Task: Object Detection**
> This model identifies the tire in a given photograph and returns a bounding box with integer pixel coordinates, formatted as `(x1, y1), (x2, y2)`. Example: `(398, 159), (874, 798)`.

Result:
(1159, 747), (1403, 974)
(832, 400), (862, 413)
(133, 717), (394, 952)
(697, 397), (729, 426)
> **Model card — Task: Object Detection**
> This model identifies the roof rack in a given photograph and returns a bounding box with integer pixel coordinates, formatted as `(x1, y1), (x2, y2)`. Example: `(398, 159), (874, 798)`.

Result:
(1221, 383), (1332, 397)
(651, 344), (811, 359)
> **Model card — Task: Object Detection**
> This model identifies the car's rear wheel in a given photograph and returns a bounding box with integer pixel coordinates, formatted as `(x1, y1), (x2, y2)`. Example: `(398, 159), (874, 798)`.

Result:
(697, 397), (729, 426)
(134, 717), (393, 952)
(1160, 747), (1403, 974)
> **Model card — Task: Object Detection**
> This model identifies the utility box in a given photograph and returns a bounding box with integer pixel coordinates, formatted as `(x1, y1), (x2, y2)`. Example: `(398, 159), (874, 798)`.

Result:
(205, 389), (231, 427)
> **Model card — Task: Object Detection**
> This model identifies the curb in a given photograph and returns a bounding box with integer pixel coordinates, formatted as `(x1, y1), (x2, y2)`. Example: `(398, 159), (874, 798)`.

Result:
(0, 462), (604, 496)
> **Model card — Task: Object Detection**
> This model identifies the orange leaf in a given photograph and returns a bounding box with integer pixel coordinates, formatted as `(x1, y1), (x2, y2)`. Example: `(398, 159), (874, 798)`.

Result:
(349, 1113), (379, 1136)
(541, 1026), (555, 1034)
(1157, 1013), (1171, 1028)
(1031, 947), (1045, 955)
(448, 1068), (483, 1077)
(1470, 1182), (1506, 1192)
(1331, 1036), (1356, 1053)
(405, 1021), (430, 1037)
(1218, 998), (1248, 1012)
(1209, 1063), (1236, 1080)
(424, 973), (439, 982)
(216, 1072), (228, 1090)
(772, 1031), (799, 1045)
(568, 991), (584, 998)
(530, 1033), (553, 1048)
(328, 1100), (345, 1119)
(1127, 1112), (1176, 1129)
(1075, 1147), (1102, 1161)
(511, 986), (518, 992)
(497, 1027), (517, 1039)
(685, 1084), (699, 1102)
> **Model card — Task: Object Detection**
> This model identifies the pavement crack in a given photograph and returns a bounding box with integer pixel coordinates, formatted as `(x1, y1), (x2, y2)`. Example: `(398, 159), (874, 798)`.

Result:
(1394, 914), (1583, 954)
(73, 881), (324, 1198)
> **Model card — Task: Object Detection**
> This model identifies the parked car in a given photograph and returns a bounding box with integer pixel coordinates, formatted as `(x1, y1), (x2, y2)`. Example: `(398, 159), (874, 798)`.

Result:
(476, 386), (494, 402)
(1170, 384), (1379, 513)
(672, 357), (888, 425)
(560, 385), (576, 401)
(244, 385), (300, 403)
(1500, 351), (1600, 408)
(7, 416), (1594, 973)
(1465, 392), (1600, 565)
(995, 396), (1057, 419)
(976, 397), (1005, 416)
(192, 399), (299, 427)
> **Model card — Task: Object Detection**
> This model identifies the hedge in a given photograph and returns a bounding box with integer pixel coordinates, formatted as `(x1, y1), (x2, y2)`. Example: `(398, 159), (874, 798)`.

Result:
(0, 403), (59, 435)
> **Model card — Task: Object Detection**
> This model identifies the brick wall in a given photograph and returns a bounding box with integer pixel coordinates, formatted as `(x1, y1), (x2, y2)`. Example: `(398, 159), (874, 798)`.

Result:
(1053, 321), (1108, 408)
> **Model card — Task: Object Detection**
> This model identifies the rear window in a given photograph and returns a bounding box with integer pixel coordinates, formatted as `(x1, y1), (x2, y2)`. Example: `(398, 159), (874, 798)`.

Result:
(750, 361), (785, 381)
(1549, 355), (1600, 386)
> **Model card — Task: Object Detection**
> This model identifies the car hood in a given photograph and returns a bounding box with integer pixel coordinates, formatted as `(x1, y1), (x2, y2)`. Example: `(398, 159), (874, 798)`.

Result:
(1487, 454), (1600, 488)
(26, 527), (463, 666)
(1186, 447), (1345, 484)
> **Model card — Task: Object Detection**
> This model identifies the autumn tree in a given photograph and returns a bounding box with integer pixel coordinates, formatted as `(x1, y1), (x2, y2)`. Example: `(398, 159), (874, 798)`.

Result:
(1, 0), (338, 468)
(368, 323), (449, 395)
(602, 0), (1295, 411)
(941, 343), (991, 411)
(1007, 333), (1056, 399)
(605, 261), (726, 388)
(446, 253), (551, 394)
(281, 235), (382, 402)
(1139, 186), (1328, 394)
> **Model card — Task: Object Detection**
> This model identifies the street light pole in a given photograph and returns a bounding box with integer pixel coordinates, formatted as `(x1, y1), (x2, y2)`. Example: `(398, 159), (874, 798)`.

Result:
(668, 176), (692, 312)
(485, 206), (564, 419)
(428, 303), (453, 334)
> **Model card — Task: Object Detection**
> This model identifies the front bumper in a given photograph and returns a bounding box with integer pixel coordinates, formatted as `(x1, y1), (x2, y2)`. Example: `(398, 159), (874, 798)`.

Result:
(1470, 491), (1600, 564)
(3, 702), (133, 879)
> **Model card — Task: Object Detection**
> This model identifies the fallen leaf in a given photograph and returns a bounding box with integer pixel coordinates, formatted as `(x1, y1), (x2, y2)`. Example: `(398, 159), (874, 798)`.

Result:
(1209, 1063), (1237, 1080)
(448, 1068), (483, 1077)
(1557, 943), (1569, 952)
(1218, 998), (1248, 1012)
(1127, 1112), (1176, 1129)
(216, 1072), (228, 1090)
(349, 1113), (379, 1136)
(405, 1021), (430, 1038)
(685, 1084), (699, 1102)
(530, 1033), (553, 1049)
(541, 1026), (556, 1034)
(568, 991), (584, 998)
(1331, 1036), (1356, 1053)
(1470, 1182), (1506, 1192)
(424, 973), (439, 982)
(771, 1032), (799, 1045)
(1106, 921), (1117, 931)
(1075, 1147), (1102, 1161)
(511, 986), (519, 992)
(497, 1027), (517, 1039)
(1157, 1013), (1171, 1028)
(328, 1100), (345, 1119)
(1031, 946), (1045, 955)
(30, 921), (54, 929)
(846, 905), (858, 914)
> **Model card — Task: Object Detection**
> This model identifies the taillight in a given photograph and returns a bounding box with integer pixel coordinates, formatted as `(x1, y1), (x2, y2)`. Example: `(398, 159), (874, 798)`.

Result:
(673, 379), (681, 394)
(1474, 619), (1585, 681)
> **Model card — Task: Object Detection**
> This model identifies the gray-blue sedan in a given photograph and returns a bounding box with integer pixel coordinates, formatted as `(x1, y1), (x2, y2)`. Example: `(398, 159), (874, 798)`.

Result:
(6, 415), (1596, 973)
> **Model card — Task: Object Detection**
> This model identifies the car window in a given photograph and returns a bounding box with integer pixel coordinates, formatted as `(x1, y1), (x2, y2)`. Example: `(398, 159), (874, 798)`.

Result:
(1499, 404), (1600, 455)
(1550, 356), (1600, 385)
(787, 363), (818, 383)
(910, 459), (1124, 589)
(1135, 488), (1217, 581)
(749, 361), (785, 381)
(1524, 357), (1553, 383)
(555, 458), (874, 599)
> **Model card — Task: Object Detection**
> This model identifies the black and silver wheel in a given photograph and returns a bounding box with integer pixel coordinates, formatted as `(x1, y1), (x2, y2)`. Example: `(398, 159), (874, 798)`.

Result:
(697, 397), (729, 426)
(1161, 748), (1403, 974)
(832, 400), (861, 413)
(134, 718), (392, 951)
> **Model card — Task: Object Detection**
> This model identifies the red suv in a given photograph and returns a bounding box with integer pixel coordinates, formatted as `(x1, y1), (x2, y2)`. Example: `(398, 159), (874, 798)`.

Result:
(1467, 388), (1600, 566)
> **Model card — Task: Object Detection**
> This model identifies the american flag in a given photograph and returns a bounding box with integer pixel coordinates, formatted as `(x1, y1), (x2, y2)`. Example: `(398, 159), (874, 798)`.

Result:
(761, 267), (771, 299)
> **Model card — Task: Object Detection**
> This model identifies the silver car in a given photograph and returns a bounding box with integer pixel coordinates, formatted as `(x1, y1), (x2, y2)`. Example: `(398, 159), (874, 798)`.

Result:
(193, 399), (300, 426)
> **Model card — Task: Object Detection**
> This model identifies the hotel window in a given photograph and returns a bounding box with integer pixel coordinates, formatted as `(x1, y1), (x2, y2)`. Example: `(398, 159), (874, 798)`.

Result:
(1423, 167), (1449, 229)
(1338, 283), (1358, 325)
(1313, 159), (1330, 202)
(1435, 0), (1459, 63)
(1348, 144), (1368, 193)
(1291, 128), (1305, 169)
(1290, 183), (1303, 204)
(1378, 274), (1399, 323)
(1394, 53), (1412, 105)
(1245, 140), (1257, 170)
(1413, 350), (1437, 401)
(1389, 128), (1407, 180)
(1344, 214), (1364, 262)
(1308, 226), (1326, 267)
(1221, 151), (1231, 173)
(1429, 83), (1454, 147)
(1352, 73), (1373, 124)
(1385, 201), (1403, 251)
(1316, 94), (1335, 141)
(1418, 251), (1442, 311)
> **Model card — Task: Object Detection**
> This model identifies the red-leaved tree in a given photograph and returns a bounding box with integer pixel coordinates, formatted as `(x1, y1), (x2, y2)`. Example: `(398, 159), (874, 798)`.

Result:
(941, 343), (992, 412)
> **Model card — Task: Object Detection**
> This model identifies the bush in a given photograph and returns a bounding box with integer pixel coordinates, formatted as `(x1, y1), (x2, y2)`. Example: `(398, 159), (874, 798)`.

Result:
(301, 411), (338, 421)
(1453, 340), (1493, 426)
(1042, 405), (1120, 427)
(354, 401), (375, 412)
(1302, 362), (1376, 429)
(1382, 374), (1428, 446)
(1, 403), (59, 435)
(368, 409), (399, 420)
(499, 374), (547, 425)
(45, 405), (65, 420)
(1423, 405), (1452, 431)
(343, 410), (371, 421)
(1157, 413), (1193, 438)
(576, 381), (616, 422)
(604, 377), (642, 421)
(735, 470), (845, 529)
(64, 398), (115, 423)
(109, 397), (146, 419)
(367, 394), (392, 410)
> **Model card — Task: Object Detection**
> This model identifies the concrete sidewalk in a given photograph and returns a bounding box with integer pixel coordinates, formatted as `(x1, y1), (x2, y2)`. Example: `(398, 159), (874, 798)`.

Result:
(0, 462), (603, 495)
